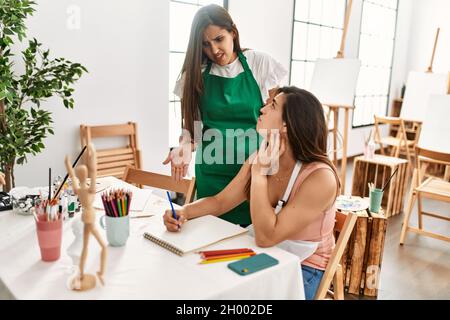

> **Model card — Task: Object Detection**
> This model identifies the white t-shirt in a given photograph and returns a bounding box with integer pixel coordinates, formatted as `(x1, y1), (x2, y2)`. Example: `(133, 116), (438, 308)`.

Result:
(173, 50), (288, 102)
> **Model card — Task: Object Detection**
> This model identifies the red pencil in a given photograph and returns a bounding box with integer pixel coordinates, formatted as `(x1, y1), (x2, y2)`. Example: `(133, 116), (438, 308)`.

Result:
(200, 248), (254, 259)
(109, 195), (119, 217)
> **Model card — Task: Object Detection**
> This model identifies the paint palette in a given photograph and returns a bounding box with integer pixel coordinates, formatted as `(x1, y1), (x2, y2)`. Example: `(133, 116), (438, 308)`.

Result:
(336, 195), (369, 212)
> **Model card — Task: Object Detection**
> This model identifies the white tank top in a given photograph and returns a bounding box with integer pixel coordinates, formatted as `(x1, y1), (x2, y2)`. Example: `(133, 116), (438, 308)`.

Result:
(247, 161), (319, 262)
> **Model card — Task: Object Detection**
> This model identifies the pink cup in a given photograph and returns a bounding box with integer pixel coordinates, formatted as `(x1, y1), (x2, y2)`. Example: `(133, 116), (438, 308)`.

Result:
(36, 219), (63, 262)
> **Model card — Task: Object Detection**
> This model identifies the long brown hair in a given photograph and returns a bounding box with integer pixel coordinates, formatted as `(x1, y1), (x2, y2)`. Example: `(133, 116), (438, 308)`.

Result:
(246, 86), (340, 198)
(180, 4), (242, 139)
(279, 86), (338, 180)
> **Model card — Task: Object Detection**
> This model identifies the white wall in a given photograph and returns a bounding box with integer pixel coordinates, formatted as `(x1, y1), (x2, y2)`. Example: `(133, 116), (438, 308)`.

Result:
(229, 0), (294, 83)
(13, 0), (169, 187)
(407, 0), (450, 73)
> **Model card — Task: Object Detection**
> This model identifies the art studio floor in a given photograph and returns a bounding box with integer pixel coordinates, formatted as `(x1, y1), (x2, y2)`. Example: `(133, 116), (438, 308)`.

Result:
(342, 158), (450, 300)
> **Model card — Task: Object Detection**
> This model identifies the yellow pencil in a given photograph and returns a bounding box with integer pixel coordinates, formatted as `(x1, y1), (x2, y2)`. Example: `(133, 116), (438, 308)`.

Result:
(199, 254), (252, 265)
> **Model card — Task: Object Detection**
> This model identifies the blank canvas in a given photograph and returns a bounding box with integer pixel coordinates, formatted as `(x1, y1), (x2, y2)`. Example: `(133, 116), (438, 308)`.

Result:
(309, 58), (361, 107)
(400, 71), (448, 122)
(419, 95), (450, 153)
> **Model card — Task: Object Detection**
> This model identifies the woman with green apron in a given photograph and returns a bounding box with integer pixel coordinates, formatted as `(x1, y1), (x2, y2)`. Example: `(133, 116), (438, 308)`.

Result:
(163, 4), (286, 226)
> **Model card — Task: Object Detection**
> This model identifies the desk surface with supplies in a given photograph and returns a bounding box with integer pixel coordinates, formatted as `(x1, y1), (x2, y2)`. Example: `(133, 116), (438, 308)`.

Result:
(0, 177), (307, 300)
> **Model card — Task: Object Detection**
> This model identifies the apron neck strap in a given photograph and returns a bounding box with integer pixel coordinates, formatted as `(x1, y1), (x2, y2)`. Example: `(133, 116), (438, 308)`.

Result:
(205, 60), (213, 73)
(275, 161), (302, 214)
(237, 51), (250, 72)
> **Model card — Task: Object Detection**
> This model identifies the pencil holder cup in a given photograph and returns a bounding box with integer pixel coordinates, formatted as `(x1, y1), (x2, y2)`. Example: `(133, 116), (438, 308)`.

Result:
(369, 188), (383, 213)
(36, 219), (63, 262)
(100, 215), (129, 247)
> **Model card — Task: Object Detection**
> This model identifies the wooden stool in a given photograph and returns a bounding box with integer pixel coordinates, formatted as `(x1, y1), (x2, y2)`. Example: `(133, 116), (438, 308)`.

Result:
(351, 155), (409, 218)
(340, 206), (387, 297)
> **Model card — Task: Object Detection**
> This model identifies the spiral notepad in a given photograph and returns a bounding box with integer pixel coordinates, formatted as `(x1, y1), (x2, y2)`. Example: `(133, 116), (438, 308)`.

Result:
(143, 215), (248, 256)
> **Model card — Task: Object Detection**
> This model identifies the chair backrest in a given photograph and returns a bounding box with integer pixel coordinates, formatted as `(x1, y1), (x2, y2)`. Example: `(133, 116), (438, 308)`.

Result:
(80, 122), (142, 179)
(415, 146), (450, 183)
(123, 166), (196, 205)
(315, 210), (358, 300)
(416, 147), (450, 166)
(374, 115), (402, 126)
(374, 115), (409, 143)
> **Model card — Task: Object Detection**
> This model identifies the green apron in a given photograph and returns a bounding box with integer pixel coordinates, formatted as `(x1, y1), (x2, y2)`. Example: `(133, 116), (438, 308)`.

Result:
(196, 51), (263, 225)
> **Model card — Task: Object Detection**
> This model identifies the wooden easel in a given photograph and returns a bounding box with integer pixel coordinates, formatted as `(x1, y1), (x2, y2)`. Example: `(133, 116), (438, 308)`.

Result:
(326, 0), (354, 193)
(445, 72), (450, 181)
(387, 28), (442, 171)
(426, 28), (440, 73)
(327, 104), (354, 193)
(420, 27), (445, 177)
(403, 28), (449, 219)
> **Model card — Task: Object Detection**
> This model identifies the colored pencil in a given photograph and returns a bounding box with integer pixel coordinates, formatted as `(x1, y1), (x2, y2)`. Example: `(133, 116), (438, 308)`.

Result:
(117, 197), (122, 217)
(110, 195), (118, 217)
(127, 192), (132, 213)
(199, 255), (253, 265)
(203, 252), (256, 261)
(101, 188), (133, 217)
(121, 195), (126, 216)
(200, 248), (254, 258)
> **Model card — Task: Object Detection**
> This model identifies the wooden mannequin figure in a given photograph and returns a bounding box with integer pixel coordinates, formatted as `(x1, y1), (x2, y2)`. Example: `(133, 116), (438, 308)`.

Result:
(65, 143), (107, 291)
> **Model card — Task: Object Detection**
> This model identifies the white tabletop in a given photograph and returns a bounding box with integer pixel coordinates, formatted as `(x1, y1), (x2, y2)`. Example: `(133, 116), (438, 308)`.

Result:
(0, 177), (306, 300)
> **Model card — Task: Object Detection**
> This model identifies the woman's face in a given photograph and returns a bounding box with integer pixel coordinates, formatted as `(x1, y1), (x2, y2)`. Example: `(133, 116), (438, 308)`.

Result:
(257, 93), (286, 132)
(202, 25), (237, 66)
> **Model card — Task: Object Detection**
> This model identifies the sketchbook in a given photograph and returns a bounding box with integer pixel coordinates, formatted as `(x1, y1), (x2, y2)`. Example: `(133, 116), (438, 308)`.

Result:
(143, 215), (248, 256)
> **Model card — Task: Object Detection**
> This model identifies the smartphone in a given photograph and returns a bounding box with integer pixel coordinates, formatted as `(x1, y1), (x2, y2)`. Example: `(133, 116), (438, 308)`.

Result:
(227, 253), (279, 276)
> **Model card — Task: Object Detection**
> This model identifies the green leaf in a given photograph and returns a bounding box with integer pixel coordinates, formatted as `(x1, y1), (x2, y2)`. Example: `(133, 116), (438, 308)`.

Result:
(3, 28), (13, 35)
(0, 0), (87, 180)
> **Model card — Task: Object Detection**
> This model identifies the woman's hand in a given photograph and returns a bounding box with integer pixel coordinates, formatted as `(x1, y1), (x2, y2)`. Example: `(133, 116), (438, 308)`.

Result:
(163, 208), (189, 232)
(162, 142), (192, 181)
(252, 130), (286, 176)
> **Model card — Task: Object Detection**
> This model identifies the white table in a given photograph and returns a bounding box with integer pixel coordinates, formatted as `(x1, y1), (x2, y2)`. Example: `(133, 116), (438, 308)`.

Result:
(0, 177), (307, 300)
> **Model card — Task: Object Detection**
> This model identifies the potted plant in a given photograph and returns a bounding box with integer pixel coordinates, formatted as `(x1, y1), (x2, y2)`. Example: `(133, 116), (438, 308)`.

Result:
(0, 0), (87, 191)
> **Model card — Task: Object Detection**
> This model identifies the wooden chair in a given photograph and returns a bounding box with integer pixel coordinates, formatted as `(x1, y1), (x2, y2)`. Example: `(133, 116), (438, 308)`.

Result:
(373, 115), (417, 170)
(400, 147), (450, 244)
(123, 166), (196, 205)
(80, 122), (142, 179)
(315, 211), (358, 300)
